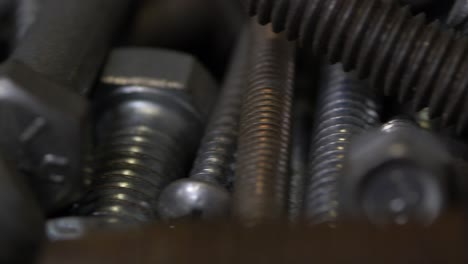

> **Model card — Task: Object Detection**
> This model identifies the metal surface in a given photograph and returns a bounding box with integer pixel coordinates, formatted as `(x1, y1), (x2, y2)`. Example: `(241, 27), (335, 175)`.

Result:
(157, 28), (249, 220)
(340, 119), (451, 225)
(47, 48), (217, 239)
(242, 0), (468, 133)
(232, 22), (295, 225)
(303, 64), (380, 225)
(39, 214), (468, 264)
(0, 0), (132, 212)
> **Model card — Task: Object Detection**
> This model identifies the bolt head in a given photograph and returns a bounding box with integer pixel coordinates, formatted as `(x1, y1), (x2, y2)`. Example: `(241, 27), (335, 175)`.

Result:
(157, 178), (230, 220)
(97, 48), (218, 121)
(0, 61), (88, 212)
(340, 127), (451, 225)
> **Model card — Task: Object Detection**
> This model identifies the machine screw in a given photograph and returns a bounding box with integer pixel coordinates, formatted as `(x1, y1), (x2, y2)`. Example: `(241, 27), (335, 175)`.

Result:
(232, 22), (295, 225)
(340, 118), (451, 225)
(157, 29), (249, 220)
(47, 48), (217, 239)
(242, 0), (468, 133)
(303, 64), (380, 225)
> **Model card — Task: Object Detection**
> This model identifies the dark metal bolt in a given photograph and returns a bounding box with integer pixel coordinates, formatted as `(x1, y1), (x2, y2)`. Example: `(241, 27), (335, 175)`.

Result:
(0, 0), (132, 212)
(340, 118), (451, 225)
(157, 28), (249, 220)
(303, 64), (380, 225)
(47, 48), (217, 239)
(232, 22), (295, 225)
(242, 0), (468, 133)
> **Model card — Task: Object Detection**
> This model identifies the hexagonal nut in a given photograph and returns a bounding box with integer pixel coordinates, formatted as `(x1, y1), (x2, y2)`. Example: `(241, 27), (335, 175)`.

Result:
(340, 127), (452, 222)
(0, 60), (88, 212)
(97, 48), (218, 122)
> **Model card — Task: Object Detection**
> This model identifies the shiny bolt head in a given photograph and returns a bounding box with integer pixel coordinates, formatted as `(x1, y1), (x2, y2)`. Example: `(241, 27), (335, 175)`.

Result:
(157, 178), (230, 220)
(340, 127), (452, 225)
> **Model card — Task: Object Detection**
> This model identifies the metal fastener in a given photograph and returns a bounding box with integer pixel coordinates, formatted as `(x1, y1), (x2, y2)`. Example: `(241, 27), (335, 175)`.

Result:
(242, 0), (468, 133)
(47, 48), (217, 239)
(303, 64), (380, 225)
(157, 28), (250, 220)
(232, 22), (295, 225)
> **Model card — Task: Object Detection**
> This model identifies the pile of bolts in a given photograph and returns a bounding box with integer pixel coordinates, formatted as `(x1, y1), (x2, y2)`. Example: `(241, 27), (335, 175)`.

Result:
(1, 0), (468, 263)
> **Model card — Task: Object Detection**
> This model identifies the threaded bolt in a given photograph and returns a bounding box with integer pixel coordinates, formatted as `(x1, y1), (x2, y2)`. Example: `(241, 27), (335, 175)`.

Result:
(242, 0), (468, 133)
(232, 22), (295, 225)
(157, 29), (250, 220)
(303, 64), (380, 225)
(46, 48), (217, 239)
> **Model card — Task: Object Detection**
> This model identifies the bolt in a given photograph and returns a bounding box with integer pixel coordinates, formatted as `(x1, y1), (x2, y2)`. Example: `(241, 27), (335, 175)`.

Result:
(47, 48), (217, 239)
(303, 64), (380, 225)
(232, 22), (295, 225)
(0, 0), (132, 212)
(242, 0), (468, 133)
(340, 118), (451, 225)
(157, 29), (249, 220)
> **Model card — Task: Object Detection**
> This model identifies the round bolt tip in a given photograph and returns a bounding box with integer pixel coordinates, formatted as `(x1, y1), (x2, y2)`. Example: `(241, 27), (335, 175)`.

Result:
(157, 179), (230, 220)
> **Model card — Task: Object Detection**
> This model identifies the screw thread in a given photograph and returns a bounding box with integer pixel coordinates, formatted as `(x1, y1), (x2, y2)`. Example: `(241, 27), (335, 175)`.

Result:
(304, 64), (380, 224)
(79, 125), (187, 223)
(243, 0), (468, 132)
(232, 22), (295, 224)
(189, 30), (249, 186)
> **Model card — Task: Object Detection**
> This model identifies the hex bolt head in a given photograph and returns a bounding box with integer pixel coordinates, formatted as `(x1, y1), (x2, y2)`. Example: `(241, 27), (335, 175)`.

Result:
(157, 178), (230, 220)
(0, 61), (88, 212)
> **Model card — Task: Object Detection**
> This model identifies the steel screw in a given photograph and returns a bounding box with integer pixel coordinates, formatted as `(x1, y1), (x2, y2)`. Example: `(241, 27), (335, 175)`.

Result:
(47, 48), (217, 239)
(303, 64), (380, 225)
(242, 0), (468, 133)
(157, 28), (250, 220)
(232, 22), (295, 225)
